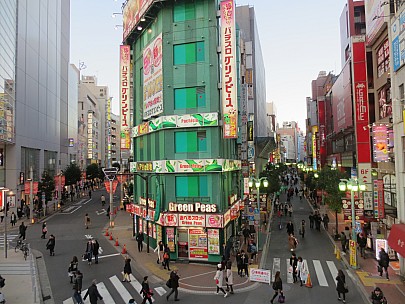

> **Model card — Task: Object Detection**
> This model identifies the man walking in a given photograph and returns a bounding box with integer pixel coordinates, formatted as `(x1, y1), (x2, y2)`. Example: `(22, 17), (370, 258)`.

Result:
(358, 233), (367, 258)
(19, 222), (27, 240)
(136, 231), (144, 252)
(378, 248), (390, 280)
(166, 270), (180, 301)
(308, 212), (314, 229)
(83, 279), (103, 303)
(100, 194), (105, 207)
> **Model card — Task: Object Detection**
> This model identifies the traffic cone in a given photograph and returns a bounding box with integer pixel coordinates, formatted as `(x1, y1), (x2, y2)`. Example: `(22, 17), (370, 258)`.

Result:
(306, 273), (313, 288)
(105, 228), (109, 236)
(109, 232), (113, 240)
(115, 237), (119, 246)
(122, 244), (127, 254)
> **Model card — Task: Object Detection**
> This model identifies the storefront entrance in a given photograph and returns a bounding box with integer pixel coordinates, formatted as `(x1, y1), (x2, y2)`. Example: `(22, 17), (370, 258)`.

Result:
(178, 228), (188, 258)
(177, 228), (208, 260)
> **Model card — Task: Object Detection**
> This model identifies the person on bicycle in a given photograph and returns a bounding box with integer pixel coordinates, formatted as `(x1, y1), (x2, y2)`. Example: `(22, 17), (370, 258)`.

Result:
(101, 195), (106, 206)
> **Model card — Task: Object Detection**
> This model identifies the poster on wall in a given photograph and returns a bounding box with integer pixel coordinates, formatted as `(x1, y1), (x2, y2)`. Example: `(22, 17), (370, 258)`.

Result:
(166, 227), (176, 252)
(189, 229), (208, 259)
(372, 125), (389, 162)
(156, 225), (162, 243)
(143, 33), (163, 119)
(208, 229), (220, 255)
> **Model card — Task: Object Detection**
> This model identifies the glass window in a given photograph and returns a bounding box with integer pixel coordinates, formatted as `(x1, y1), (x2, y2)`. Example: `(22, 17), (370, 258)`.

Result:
(175, 131), (206, 152)
(175, 175), (208, 197)
(173, 42), (204, 65)
(173, 1), (196, 22)
(174, 87), (206, 109)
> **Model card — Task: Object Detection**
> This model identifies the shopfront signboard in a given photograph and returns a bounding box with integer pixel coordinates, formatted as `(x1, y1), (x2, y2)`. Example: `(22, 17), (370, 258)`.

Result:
(166, 227), (176, 252)
(206, 214), (224, 228)
(189, 229), (208, 259)
(178, 214), (205, 227)
(208, 229), (220, 255)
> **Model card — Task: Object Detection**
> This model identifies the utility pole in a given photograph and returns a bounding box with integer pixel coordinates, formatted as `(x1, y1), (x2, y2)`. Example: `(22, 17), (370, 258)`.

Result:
(30, 167), (33, 224)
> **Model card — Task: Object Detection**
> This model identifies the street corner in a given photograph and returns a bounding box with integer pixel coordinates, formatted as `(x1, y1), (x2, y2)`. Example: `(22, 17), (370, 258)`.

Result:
(356, 270), (403, 287)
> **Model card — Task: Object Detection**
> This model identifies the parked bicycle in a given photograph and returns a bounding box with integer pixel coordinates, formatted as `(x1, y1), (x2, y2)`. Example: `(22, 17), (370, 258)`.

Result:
(14, 240), (29, 260)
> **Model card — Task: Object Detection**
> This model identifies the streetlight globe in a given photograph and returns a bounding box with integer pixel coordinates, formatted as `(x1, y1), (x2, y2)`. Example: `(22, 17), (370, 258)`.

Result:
(255, 181), (261, 188)
(314, 173), (319, 178)
(248, 180), (253, 188)
(263, 179), (269, 187)
(352, 184), (359, 192)
(347, 183), (353, 191)
(359, 184), (366, 191)
(339, 182), (346, 192)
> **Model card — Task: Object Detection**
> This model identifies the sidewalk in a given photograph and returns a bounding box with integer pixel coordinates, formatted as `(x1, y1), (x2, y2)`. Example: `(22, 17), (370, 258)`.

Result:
(104, 210), (262, 294)
(308, 196), (405, 303)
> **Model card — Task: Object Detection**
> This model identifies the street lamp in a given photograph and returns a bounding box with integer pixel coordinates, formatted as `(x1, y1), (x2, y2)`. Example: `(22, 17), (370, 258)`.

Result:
(338, 178), (366, 269)
(248, 177), (268, 250)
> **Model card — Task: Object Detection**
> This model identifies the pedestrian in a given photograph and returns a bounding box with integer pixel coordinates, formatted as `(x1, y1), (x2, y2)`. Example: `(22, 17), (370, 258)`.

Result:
(242, 226), (251, 245)
(100, 194), (105, 206)
(249, 240), (258, 264)
(0, 208), (4, 223)
(300, 220), (306, 238)
(358, 233), (367, 258)
(46, 234), (55, 256)
(225, 259), (234, 294)
(214, 263), (228, 297)
(166, 269), (180, 301)
(163, 244), (171, 271)
(10, 211), (17, 227)
(92, 239), (100, 264)
(85, 213), (91, 229)
(88, 190), (92, 199)
(296, 256), (308, 286)
(18, 222), (27, 240)
(371, 287), (386, 304)
(68, 256), (79, 283)
(340, 232), (347, 253)
(284, 203), (288, 216)
(73, 280), (84, 304)
(154, 240), (164, 264)
(83, 279), (103, 304)
(309, 212), (314, 229)
(75, 270), (83, 293)
(288, 233), (297, 252)
(241, 250), (249, 277)
(270, 271), (284, 304)
(236, 251), (242, 276)
(122, 256), (132, 282)
(323, 213), (329, 230)
(41, 222), (48, 239)
(286, 220), (294, 235)
(378, 248), (390, 280)
(288, 204), (293, 217)
(314, 212), (321, 231)
(140, 276), (153, 304)
(289, 252), (298, 283)
(85, 239), (94, 265)
(136, 231), (144, 252)
(343, 226), (350, 249)
(336, 269), (348, 303)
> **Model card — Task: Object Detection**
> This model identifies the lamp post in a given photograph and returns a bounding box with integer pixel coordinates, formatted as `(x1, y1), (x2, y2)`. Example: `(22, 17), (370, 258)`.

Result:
(338, 178), (366, 269)
(28, 167), (34, 224)
(314, 172), (324, 205)
(248, 177), (268, 250)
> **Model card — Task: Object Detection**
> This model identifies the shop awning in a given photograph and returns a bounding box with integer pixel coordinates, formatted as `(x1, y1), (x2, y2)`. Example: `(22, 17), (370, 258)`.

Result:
(387, 224), (405, 257)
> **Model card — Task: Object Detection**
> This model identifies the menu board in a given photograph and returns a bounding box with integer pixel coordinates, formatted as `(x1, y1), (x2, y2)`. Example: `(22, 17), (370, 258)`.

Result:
(208, 229), (220, 255)
(189, 228), (208, 259)
(166, 227), (176, 252)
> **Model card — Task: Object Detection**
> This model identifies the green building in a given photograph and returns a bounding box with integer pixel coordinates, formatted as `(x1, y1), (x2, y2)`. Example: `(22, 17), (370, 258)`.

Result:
(121, 0), (244, 263)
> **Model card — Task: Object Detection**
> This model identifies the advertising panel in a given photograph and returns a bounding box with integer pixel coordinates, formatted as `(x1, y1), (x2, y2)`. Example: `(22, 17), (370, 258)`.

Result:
(318, 97), (326, 167)
(365, 0), (385, 45)
(189, 229), (208, 259)
(143, 33), (163, 119)
(178, 214), (205, 227)
(164, 213), (178, 227)
(220, 0), (238, 138)
(123, 0), (154, 41)
(372, 125), (389, 162)
(250, 269), (271, 284)
(312, 126), (318, 171)
(375, 238), (388, 259)
(206, 214), (223, 228)
(349, 240), (357, 268)
(166, 227), (176, 252)
(120, 45), (131, 150)
(342, 198), (364, 221)
(331, 62), (353, 132)
(391, 8), (405, 72)
(351, 36), (371, 163)
(207, 229), (220, 255)
(373, 179), (385, 219)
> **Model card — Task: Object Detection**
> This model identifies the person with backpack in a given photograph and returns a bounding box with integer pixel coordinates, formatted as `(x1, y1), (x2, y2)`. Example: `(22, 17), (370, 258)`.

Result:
(378, 248), (390, 280)
(270, 271), (284, 303)
(140, 276), (153, 304)
(166, 270), (180, 301)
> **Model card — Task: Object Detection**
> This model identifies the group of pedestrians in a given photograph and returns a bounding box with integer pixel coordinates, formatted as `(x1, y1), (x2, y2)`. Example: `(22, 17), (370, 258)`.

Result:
(85, 238), (100, 265)
(308, 211), (328, 231)
(154, 240), (172, 271)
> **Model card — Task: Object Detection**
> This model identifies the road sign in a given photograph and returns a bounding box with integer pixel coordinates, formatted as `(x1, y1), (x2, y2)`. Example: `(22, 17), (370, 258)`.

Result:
(102, 167), (118, 181)
(105, 180), (119, 193)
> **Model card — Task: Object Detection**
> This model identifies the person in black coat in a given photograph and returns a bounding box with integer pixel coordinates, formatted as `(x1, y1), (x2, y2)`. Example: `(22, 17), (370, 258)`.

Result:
(122, 256), (132, 282)
(358, 233), (367, 258)
(378, 248), (390, 280)
(166, 270), (180, 301)
(289, 252), (298, 283)
(18, 222), (27, 240)
(83, 279), (103, 304)
(336, 269), (347, 303)
(270, 271), (284, 304)
(286, 221), (294, 235)
(140, 276), (153, 304)
(136, 232), (144, 252)
(92, 240), (100, 264)
(46, 234), (55, 256)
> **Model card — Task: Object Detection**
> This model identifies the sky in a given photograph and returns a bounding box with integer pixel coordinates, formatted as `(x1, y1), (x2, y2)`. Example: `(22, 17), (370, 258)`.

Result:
(70, 0), (348, 130)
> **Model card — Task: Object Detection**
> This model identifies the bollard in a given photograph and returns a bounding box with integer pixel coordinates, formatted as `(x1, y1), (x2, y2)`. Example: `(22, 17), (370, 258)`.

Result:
(336, 248), (341, 260)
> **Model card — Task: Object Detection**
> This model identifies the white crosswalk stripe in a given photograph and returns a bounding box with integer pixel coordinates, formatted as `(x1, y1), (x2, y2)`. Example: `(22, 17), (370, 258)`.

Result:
(0, 234), (19, 248)
(286, 259), (294, 283)
(313, 260), (328, 286)
(62, 274), (167, 304)
(271, 258), (280, 282)
(326, 261), (338, 286)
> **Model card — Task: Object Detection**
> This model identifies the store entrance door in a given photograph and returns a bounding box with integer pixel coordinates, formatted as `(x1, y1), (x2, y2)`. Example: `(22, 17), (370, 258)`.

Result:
(177, 228), (188, 259)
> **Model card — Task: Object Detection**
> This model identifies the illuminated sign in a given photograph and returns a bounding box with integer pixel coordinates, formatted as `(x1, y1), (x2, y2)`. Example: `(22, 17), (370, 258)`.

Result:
(372, 125), (389, 162)
(120, 45), (131, 150)
(168, 202), (217, 213)
(87, 112), (93, 159)
(136, 161), (154, 172)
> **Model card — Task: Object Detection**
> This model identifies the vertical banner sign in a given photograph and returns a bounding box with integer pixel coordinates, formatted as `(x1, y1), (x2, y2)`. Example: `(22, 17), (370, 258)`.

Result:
(120, 45), (131, 150)
(312, 126), (318, 171)
(107, 98), (112, 161)
(318, 98), (326, 167)
(373, 179), (385, 219)
(351, 36), (371, 163)
(143, 33), (163, 119)
(349, 240), (357, 268)
(221, 0), (238, 139)
(372, 125), (388, 162)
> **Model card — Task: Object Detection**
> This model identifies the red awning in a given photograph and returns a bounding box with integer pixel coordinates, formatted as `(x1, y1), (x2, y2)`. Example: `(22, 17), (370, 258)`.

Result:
(387, 224), (405, 257)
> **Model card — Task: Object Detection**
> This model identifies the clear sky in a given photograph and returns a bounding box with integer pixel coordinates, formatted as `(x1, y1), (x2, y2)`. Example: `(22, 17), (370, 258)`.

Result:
(70, 0), (348, 130)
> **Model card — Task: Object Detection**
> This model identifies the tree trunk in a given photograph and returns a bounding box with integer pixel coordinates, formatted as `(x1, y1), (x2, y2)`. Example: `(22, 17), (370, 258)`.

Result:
(335, 209), (339, 240)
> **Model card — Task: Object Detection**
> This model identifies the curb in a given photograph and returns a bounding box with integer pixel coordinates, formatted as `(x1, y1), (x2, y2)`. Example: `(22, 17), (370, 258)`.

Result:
(33, 249), (55, 304)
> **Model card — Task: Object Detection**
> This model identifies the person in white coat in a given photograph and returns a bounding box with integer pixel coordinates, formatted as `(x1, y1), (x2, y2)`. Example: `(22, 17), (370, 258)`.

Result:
(225, 259), (234, 294)
(153, 241), (164, 265)
(214, 264), (228, 297)
(296, 256), (308, 286)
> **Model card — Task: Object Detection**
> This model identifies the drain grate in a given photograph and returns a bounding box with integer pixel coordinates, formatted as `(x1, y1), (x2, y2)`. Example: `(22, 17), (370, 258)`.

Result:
(43, 295), (51, 300)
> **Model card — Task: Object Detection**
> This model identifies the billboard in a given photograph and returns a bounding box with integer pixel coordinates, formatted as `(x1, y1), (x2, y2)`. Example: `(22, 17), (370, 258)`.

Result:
(332, 61), (353, 132)
(318, 97), (326, 167)
(372, 125), (389, 162)
(123, 0), (154, 41)
(365, 0), (385, 45)
(220, 0), (238, 139)
(391, 7), (405, 71)
(143, 33), (163, 119)
(351, 36), (371, 163)
(120, 45), (131, 150)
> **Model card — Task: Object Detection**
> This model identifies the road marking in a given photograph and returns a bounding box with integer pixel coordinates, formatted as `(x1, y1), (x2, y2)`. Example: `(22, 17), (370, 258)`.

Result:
(97, 281), (115, 304)
(357, 271), (402, 286)
(326, 261), (338, 286)
(313, 260), (328, 286)
(286, 259), (294, 283)
(85, 234), (93, 239)
(96, 209), (106, 215)
(62, 298), (74, 304)
(60, 206), (82, 214)
(155, 286), (167, 296)
(83, 199), (92, 205)
(81, 252), (120, 262)
(110, 275), (132, 303)
(272, 258), (280, 282)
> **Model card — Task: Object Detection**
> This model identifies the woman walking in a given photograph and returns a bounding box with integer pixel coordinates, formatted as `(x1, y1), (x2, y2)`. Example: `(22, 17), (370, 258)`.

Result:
(296, 256), (308, 286)
(92, 239), (100, 264)
(154, 241), (164, 264)
(140, 276), (153, 304)
(68, 256), (79, 283)
(214, 264), (228, 297)
(85, 239), (94, 265)
(300, 220), (306, 238)
(166, 270), (180, 301)
(225, 259), (234, 294)
(288, 233), (297, 252)
(270, 271), (284, 304)
(336, 269), (348, 303)
(85, 213), (91, 229)
(122, 256), (132, 282)
(41, 222), (48, 239)
(163, 244), (171, 271)
(46, 234), (56, 256)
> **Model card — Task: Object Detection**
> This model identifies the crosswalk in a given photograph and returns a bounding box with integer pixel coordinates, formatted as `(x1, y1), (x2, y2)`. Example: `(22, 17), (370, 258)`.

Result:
(0, 234), (19, 249)
(62, 274), (168, 304)
(270, 257), (340, 287)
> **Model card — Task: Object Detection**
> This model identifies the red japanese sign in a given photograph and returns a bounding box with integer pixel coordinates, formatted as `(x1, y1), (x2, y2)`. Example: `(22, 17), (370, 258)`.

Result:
(105, 180), (119, 194)
(116, 175), (127, 183)
(341, 198), (364, 221)
(373, 179), (385, 219)
(24, 182), (39, 194)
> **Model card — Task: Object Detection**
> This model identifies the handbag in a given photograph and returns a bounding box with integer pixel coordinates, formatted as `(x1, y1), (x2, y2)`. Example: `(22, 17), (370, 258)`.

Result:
(377, 265), (382, 273)
(215, 279), (219, 284)
(278, 294), (285, 303)
(166, 279), (172, 288)
(163, 253), (169, 259)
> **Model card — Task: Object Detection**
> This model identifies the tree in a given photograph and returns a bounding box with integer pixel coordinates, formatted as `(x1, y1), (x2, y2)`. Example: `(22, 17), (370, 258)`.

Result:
(38, 171), (55, 203)
(112, 162), (121, 172)
(86, 163), (100, 180)
(63, 163), (82, 185)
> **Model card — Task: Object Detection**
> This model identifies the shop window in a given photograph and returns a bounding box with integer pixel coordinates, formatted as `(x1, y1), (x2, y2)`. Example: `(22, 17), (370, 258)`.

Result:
(174, 87), (206, 109)
(173, 42), (204, 65)
(173, 1), (196, 22)
(377, 39), (390, 78)
(175, 175), (208, 197)
(175, 131), (206, 153)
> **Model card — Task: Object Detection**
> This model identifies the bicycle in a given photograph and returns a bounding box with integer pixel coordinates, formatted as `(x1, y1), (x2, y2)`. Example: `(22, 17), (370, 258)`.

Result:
(14, 240), (29, 260)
